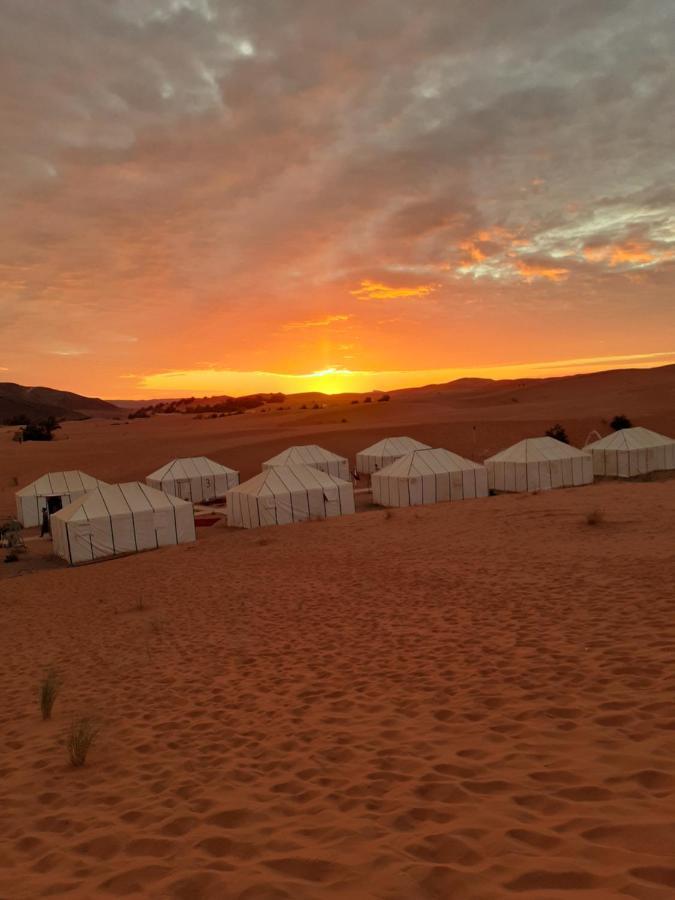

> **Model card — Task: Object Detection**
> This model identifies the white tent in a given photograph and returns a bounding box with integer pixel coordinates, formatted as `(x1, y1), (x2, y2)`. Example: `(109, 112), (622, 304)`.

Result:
(584, 427), (675, 477)
(226, 464), (355, 528)
(146, 456), (239, 502)
(15, 471), (108, 528)
(51, 482), (196, 565)
(262, 445), (349, 480)
(356, 436), (431, 474)
(372, 447), (488, 507)
(485, 437), (593, 492)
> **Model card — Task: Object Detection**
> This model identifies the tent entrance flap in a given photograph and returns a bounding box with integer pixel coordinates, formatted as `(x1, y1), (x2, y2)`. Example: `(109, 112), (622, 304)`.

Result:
(47, 496), (63, 515)
(175, 480), (192, 500)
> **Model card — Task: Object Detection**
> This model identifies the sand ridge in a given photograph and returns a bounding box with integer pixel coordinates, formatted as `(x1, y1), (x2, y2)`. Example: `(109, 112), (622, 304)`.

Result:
(1, 482), (675, 897)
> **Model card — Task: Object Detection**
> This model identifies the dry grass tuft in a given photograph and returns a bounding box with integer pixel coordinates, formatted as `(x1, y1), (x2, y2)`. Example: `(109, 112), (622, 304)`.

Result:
(40, 669), (60, 720)
(67, 717), (99, 767)
(585, 509), (604, 526)
(384, 509), (394, 520)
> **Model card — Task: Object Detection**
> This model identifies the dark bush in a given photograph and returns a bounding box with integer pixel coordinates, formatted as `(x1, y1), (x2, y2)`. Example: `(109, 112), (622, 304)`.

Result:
(610, 414), (632, 431)
(21, 417), (60, 442)
(378, 394), (391, 402)
(364, 396), (372, 403)
(545, 423), (569, 444)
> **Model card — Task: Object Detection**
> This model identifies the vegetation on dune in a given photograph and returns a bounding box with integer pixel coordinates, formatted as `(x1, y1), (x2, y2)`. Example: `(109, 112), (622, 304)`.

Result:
(10, 416), (62, 441)
(67, 717), (99, 767)
(129, 393), (286, 419)
(610, 414), (633, 431)
(40, 668), (60, 720)
(585, 509), (604, 526)
(545, 423), (569, 443)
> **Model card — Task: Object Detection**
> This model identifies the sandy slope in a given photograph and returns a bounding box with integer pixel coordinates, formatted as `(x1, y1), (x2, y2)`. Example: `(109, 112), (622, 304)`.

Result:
(1, 482), (675, 898)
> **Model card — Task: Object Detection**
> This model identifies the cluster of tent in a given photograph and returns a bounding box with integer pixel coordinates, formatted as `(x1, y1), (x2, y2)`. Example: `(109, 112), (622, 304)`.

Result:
(14, 427), (675, 565)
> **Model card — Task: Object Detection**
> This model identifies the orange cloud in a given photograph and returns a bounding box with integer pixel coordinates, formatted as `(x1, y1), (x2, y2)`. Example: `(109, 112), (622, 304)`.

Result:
(350, 279), (440, 301)
(583, 241), (668, 267)
(283, 313), (352, 330)
(459, 240), (486, 263)
(515, 260), (568, 283)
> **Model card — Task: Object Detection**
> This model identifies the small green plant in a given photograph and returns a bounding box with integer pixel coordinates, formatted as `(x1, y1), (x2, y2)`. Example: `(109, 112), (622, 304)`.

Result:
(585, 509), (604, 526)
(40, 669), (60, 720)
(67, 717), (99, 767)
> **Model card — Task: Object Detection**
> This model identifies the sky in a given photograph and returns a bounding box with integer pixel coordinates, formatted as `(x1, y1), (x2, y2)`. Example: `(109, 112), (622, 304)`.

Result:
(1, 0), (674, 399)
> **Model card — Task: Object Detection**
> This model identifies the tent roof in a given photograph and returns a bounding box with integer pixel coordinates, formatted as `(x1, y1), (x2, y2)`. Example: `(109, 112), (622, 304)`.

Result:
(231, 464), (351, 498)
(376, 447), (483, 478)
(148, 456), (237, 480)
(359, 436), (430, 457)
(16, 471), (107, 497)
(584, 426), (675, 451)
(53, 482), (190, 522)
(486, 436), (590, 464)
(263, 445), (346, 467)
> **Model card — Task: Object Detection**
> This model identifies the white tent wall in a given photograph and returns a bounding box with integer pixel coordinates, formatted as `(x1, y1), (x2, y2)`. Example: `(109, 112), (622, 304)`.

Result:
(51, 482), (196, 565)
(371, 448), (489, 507)
(356, 437), (430, 475)
(15, 471), (106, 528)
(262, 446), (350, 480)
(146, 457), (239, 503)
(226, 465), (355, 529)
(485, 438), (594, 492)
(584, 428), (675, 477)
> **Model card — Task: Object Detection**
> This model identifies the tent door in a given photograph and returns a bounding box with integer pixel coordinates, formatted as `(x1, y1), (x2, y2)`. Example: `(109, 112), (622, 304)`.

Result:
(175, 480), (191, 500)
(47, 496), (63, 515)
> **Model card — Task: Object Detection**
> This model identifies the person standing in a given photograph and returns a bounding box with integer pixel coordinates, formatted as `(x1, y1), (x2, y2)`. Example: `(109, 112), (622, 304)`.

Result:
(40, 507), (50, 537)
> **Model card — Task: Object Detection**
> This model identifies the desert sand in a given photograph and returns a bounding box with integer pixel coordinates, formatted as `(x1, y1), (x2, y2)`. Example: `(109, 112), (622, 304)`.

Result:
(1, 374), (675, 898)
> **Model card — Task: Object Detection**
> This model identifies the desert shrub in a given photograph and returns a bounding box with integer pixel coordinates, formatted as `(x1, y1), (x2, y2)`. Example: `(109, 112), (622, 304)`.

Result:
(364, 396), (372, 403)
(378, 394), (391, 402)
(585, 509), (604, 526)
(341, 418), (347, 423)
(350, 399), (359, 404)
(610, 414), (632, 431)
(40, 669), (60, 720)
(312, 402), (320, 409)
(21, 417), (60, 442)
(4, 551), (19, 563)
(384, 509), (394, 520)
(67, 717), (99, 767)
(545, 423), (569, 443)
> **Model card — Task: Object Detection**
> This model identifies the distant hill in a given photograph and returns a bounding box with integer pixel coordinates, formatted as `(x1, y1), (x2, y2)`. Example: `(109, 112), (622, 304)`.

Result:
(0, 382), (118, 425)
(109, 362), (675, 420)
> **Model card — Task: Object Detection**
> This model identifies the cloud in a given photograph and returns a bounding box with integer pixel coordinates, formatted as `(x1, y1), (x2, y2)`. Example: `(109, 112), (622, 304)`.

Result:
(350, 280), (440, 301)
(514, 260), (569, 283)
(283, 314), (352, 329)
(0, 0), (674, 394)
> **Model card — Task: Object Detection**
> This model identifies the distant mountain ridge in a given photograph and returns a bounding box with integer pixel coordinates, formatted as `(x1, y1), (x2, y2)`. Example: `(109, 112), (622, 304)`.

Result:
(0, 382), (118, 424)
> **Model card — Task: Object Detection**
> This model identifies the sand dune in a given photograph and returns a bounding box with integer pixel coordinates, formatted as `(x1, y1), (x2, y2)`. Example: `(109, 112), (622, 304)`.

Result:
(2, 371), (675, 897)
(2, 482), (675, 898)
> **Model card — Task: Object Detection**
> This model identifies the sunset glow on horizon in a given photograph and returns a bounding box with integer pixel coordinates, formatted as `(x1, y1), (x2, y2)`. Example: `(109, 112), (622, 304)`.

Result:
(1, 2), (674, 400)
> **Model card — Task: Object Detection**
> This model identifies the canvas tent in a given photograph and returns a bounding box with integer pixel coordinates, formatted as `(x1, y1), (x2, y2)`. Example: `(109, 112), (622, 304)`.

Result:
(584, 427), (675, 477)
(226, 464), (355, 528)
(485, 437), (593, 492)
(262, 445), (349, 480)
(356, 436), (431, 474)
(51, 481), (196, 565)
(372, 448), (488, 507)
(146, 456), (239, 502)
(15, 471), (108, 528)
